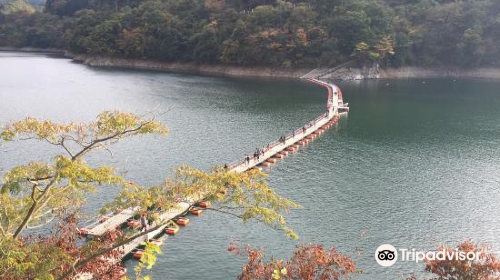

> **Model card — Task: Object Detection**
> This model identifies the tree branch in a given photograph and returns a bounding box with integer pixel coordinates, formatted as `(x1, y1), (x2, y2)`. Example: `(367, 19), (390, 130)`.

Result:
(204, 207), (244, 219)
(12, 123), (151, 239)
(26, 215), (55, 229)
(30, 184), (37, 203)
(13, 177), (57, 239)
(56, 220), (170, 280)
(71, 122), (150, 161)
(59, 137), (74, 158)
(27, 176), (55, 183)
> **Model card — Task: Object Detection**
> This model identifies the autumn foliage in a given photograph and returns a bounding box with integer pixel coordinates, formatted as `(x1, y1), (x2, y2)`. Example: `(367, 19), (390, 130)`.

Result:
(1, 111), (302, 279)
(0, 213), (126, 280)
(407, 240), (500, 280)
(229, 243), (358, 280)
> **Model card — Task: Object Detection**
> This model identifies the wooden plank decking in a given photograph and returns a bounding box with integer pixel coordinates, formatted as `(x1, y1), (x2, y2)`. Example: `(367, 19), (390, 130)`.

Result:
(86, 207), (138, 237)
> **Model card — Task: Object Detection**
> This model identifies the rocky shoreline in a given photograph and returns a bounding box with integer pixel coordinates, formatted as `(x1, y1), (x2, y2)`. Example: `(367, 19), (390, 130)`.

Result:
(3, 49), (500, 80)
(72, 54), (311, 79)
(0, 46), (67, 54)
(379, 67), (500, 80)
(74, 55), (500, 80)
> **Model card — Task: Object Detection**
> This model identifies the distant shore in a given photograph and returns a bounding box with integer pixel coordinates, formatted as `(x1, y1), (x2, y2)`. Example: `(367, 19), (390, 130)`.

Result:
(0, 46), (66, 54)
(379, 67), (500, 80)
(72, 54), (311, 79)
(2, 48), (500, 80)
(73, 55), (500, 80)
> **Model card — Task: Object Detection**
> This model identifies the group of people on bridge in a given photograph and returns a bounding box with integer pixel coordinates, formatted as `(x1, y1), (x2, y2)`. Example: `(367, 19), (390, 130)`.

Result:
(230, 80), (338, 170)
(240, 112), (332, 167)
(245, 148), (264, 164)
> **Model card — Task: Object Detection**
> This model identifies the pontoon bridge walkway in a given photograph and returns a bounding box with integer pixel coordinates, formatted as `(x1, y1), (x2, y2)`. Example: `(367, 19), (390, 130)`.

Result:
(226, 78), (349, 173)
(82, 77), (348, 240)
(75, 78), (349, 278)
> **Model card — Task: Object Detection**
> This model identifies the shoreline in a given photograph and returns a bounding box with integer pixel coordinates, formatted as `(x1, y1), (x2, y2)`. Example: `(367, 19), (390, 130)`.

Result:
(2, 49), (500, 80)
(72, 54), (311, 79)
(0, 46), (67, 54)
(73, 55), (500, 80)
(379, 67), (500, 80)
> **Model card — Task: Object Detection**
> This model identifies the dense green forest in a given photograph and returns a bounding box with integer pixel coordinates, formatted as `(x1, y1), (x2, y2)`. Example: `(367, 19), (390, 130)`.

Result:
(1, 0), (500, 68)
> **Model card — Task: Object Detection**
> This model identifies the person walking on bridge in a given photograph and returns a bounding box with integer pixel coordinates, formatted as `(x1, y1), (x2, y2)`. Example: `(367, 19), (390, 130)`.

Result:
(140, 213), (148, 233)
(140, 212), (150, 242)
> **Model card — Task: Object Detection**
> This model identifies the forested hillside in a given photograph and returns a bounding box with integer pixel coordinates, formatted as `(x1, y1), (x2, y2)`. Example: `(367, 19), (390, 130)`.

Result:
(1, 0), (499, 68)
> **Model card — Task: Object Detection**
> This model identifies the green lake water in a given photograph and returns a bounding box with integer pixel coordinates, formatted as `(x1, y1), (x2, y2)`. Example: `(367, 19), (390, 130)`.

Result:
(1, 52), (500, 279)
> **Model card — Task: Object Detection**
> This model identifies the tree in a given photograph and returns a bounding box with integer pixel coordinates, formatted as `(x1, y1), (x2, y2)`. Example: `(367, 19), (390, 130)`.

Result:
(458, 27), (485, 67)
(407, 240), (500, 280)
(0, 111), (167, 239)
(0, 212), (129, 280)
(0, 111), (166, 279)
(191, 22), (220, 63)
(251, 5), (280, 29)
(67, 9), (102, 53)
(351, 36), (394, 64)
(229, 243), (358, 280)
(0, 111), (300, 279)
(287, 4), (316, 31)
(87, 18), (122, 54)
(328, 9), (371, 56)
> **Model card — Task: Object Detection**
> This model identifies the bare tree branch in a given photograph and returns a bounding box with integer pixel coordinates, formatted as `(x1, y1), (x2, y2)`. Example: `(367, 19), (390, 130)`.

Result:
(204, 207), (244, 219)
(71, 122), (151, 161)
(13, 177), (57, 238)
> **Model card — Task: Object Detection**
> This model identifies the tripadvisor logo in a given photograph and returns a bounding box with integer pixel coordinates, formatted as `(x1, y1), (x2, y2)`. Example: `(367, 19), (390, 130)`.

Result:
(375, 244), (398, 267)
(375, 244), (482, 267)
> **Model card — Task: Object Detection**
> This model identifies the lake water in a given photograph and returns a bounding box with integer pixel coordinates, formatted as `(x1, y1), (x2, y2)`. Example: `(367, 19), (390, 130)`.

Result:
(1, 52), (500, 279)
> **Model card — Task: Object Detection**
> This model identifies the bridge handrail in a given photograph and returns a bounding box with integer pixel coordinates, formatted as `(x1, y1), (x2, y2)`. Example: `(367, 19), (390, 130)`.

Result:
(226, 108), (333, 171)
(227, 80), (337, 171)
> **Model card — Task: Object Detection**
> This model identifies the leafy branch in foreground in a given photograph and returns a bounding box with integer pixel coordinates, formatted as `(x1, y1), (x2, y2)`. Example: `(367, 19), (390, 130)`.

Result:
(107, 165), (302, 239)
(0, 111), (168, 239)
(1, 111), (302, 279)
(0, 212), (127, 280)
(179, 166), (302, 239)
(0, 111), (168, 279)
